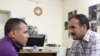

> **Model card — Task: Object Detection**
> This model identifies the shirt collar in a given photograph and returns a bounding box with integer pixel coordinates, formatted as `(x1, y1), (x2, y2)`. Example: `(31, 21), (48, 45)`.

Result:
(83, 29), (92, 42)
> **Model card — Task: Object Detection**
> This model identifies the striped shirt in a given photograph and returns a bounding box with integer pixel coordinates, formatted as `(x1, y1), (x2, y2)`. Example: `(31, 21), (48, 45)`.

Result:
(71, 30), (100, 56)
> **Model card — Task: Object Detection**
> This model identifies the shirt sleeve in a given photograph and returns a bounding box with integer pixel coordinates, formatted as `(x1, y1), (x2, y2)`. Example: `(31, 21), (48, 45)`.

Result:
(70, 47), (76, 56)
(70, 41), (78, 56)
(90, 39), (100, 56)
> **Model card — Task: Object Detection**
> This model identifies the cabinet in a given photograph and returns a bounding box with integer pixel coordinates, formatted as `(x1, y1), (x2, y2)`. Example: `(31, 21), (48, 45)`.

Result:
(0, 10), (10, 25)
(0, 10), (10, 39)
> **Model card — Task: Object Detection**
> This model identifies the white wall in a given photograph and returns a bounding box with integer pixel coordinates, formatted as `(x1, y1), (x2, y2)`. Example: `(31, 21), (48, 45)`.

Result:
(62, 0), (100, 48)
(0, 0), (62, 45)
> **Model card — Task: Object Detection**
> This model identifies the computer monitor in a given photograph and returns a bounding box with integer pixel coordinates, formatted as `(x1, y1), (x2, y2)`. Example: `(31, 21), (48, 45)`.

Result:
(26, 34), (45, 47)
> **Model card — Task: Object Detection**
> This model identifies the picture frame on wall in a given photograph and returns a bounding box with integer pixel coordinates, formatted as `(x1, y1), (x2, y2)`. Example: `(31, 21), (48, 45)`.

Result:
(89, 5), (97, 21)
(68, 10), (77, 21)
(64, 21), (68, 30)
(89, 20), (97, 32)
(89, 3), (100, 26)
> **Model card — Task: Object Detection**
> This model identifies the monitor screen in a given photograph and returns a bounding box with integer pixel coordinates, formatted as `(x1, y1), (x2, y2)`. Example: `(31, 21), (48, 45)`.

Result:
(26, 34), (45, 47)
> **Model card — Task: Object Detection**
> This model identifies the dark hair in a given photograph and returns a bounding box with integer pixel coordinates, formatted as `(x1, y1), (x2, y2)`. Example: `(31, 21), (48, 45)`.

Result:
(69, 14), (90, 30)
(4, 18), (27, 36)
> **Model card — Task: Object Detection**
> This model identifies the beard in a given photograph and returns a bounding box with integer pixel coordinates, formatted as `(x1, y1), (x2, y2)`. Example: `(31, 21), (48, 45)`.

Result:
(71, 33), (84, 40)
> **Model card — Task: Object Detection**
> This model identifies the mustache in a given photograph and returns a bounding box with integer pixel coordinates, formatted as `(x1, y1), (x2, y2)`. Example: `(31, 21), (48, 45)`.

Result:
(71, 33), (76, 35)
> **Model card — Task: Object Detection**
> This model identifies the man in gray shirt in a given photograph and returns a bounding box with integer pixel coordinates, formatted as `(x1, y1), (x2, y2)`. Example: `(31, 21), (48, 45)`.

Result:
(69, 14), (100, 56)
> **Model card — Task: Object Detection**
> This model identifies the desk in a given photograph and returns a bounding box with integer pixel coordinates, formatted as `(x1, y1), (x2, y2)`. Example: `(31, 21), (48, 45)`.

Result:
(19, 50), (57, 56)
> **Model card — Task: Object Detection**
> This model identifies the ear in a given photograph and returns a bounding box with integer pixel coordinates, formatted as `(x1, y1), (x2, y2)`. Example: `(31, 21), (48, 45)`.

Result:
(9, 30), (16, 39)
(82, 24), (87, 29)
